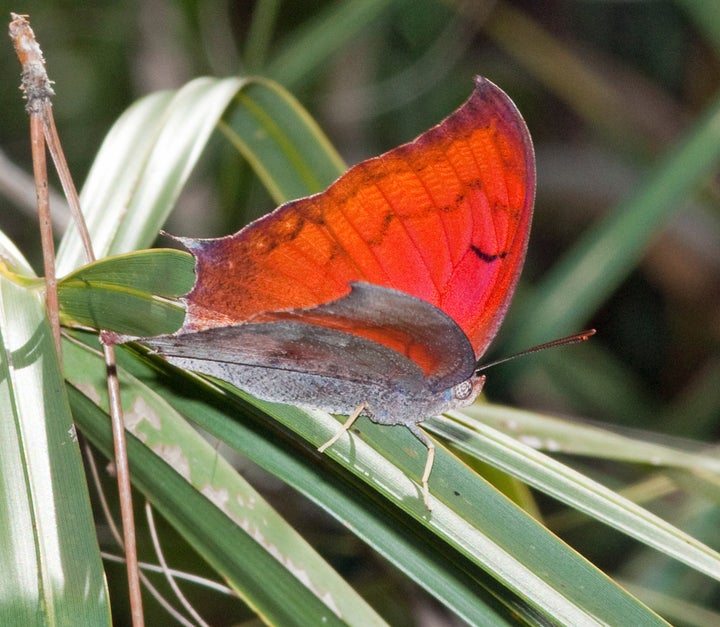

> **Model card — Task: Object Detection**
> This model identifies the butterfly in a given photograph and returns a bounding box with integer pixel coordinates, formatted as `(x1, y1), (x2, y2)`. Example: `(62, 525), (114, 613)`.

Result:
(146, 76), (535, 510)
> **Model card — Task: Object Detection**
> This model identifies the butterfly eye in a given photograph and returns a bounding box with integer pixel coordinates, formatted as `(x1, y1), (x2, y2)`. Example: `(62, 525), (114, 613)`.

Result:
(454, 379), (474, 401)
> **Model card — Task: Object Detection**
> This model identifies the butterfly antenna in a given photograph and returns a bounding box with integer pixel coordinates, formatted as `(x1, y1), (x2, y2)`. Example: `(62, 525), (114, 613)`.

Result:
(476, 329), (596, 373)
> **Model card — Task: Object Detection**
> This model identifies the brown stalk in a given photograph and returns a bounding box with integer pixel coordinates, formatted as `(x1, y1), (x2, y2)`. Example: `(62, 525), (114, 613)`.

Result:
(29, 112), (61, 354)
(9, 13), (144, 626)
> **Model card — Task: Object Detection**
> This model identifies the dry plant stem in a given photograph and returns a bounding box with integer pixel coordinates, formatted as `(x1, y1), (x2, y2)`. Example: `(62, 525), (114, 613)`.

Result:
(10, 14), (144, 626)
(146, 502), (210, 627)
(41, 114), (95, 257)
(82, 436), (194, 627)
(104, 343), (144, 627)
(29, 113), (61, 355)
(102, 551), (235, 597)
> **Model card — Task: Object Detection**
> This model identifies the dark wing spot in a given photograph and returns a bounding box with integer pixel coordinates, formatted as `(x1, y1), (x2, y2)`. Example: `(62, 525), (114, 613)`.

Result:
(471, 244), (507, 263)
(366, 210), (396, 247)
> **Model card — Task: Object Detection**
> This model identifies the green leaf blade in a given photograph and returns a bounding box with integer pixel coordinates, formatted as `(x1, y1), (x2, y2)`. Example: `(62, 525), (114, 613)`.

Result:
(0, 241), (110, 625)
(58, 249), (194, 336)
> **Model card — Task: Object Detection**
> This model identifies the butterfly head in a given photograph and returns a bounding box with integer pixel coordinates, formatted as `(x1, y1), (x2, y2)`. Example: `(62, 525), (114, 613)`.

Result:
(447, 372), (486, 411)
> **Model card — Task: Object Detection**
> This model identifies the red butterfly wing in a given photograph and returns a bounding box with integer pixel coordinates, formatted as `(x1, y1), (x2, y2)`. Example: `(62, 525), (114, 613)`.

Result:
(181, 76), (534, 359)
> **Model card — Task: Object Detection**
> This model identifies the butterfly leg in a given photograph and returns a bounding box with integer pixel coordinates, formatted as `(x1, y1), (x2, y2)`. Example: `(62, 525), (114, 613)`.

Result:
(407, 424), (435, 511)
(318, 402), (368, 453)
